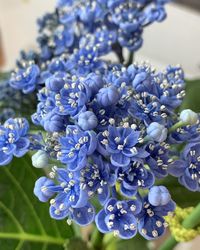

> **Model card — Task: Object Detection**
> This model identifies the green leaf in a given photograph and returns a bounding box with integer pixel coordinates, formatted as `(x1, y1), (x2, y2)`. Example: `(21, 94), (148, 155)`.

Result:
(64, 238), (89, 250)
(117, 235), (148, 250)
(0, 155), (74, 249)
(105, 234), (149, 250)
(180, 79), (200, 112)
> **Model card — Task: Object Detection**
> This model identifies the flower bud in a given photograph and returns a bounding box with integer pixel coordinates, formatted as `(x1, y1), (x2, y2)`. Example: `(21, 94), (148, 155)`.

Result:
(147, 122), (167, 142)
(97, 86), (120, 107)
(148, 186), (171, 206)
(32, 150), (49, 168)
(180, 109), (198, 125)
(78, 111), (98, 130)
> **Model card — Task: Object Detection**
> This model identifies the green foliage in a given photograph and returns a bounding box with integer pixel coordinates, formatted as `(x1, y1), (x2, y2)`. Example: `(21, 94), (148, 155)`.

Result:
(180, 79), (200, 112)
(64, 238), (89, 250)
(0, 155), (74, 250)
(105, 234), (149, 250)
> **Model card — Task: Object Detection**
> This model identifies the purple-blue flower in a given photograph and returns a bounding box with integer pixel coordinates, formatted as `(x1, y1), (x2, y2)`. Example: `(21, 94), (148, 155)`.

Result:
(34, 168), (95, 226)
(10, 63), (40, 94)
(103, 126), (141, 167)
(58, 125), (97, 171)
(77, 155), (117, 205)
(137, 195), (175, 240)
(118, 161), (155, 197)
(168, 142), (200, 192)
(0, 118), (30, 166)
(95, 198), (142, 239)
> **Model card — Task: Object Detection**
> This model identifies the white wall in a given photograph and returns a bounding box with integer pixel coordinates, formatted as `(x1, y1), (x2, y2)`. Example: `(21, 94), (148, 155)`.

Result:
(0, 1), (200, 78)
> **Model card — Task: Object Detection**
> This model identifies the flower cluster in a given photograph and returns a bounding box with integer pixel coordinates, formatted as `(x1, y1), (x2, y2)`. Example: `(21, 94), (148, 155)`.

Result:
(8, 0), (170, 93)
(31, 60), (198, 240)
(3, 0), (200, 243)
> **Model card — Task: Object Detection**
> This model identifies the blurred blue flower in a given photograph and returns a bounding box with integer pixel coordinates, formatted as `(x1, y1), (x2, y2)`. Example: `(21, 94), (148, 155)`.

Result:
(0, 118), (30, 166)
(10, 63), (40, 94)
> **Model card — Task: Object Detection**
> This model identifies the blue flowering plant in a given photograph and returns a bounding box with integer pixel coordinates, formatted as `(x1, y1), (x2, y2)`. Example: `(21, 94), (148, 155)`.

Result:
(1, 0), (200, 249)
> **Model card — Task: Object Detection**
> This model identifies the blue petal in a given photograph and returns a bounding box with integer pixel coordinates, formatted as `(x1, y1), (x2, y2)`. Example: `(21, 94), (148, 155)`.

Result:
(111, 154), (130, 167)
(73, 189), (89, 208)
(14, 137), (30, 157)
(0, 152), (13, 166)
(98, 185), (110, 205)
(118, 214), (137, 239)
(49, 205), (69, 220)
(120, 183), (137, 198)
(179, 174), (198, 192)
(71, 203), (95, 226)
(95, 209), (109, 233)
(138, 216), (165, 240)
(168, 160), (186, 177)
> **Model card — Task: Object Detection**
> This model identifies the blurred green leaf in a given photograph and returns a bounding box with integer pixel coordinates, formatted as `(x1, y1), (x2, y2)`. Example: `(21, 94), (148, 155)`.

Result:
(64, 238), (89, 250)
(0, 155), (74, 249)
(180, 79), (200, 112)
(106, 234), (148, 250)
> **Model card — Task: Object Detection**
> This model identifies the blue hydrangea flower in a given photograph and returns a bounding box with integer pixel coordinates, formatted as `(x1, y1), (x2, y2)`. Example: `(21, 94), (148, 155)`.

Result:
(58, 125), (97, 171)
(95, 198), (142, 239)
(169, 121), (200, 144)
(145, 143), (170, 178)
(118, 161), (155, 197)
(101, 126), (141, 167)
(34, 169), (95, 226)
(168, 143), (200, 192)
(10, 63), (40, 94)
(83, 73), (104, 98)
(137, 196), (175, 240)
(77, 155), (117, 205)
(0, 118), (30, 166)
(54, 26), (75, 55)
(67, 46), (105, 75)
(54, 76), (88, 117)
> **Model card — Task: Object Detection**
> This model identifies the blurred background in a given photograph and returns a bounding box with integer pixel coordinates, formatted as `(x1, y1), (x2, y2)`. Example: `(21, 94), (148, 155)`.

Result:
(0, 1), (199, 249)
(0, 0), (200, 78)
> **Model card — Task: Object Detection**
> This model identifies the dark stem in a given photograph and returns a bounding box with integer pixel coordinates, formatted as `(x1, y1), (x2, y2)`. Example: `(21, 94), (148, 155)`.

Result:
(112, 43), (124, 64)
(126, 51), (134, 66)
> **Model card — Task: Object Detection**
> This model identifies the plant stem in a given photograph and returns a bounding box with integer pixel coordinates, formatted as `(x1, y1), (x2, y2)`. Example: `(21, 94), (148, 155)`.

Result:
(126, 52), (134, 66)
(0, 232), (65, 245)
(91, 229), (104, 250)
(112, 43), (124, 64)
(182, 203), (200, 228)
(159, 203), (200, 250)
(169, 121), (187, 133)
(72, 223), (82, 239)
